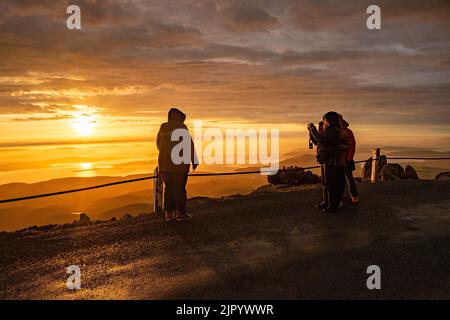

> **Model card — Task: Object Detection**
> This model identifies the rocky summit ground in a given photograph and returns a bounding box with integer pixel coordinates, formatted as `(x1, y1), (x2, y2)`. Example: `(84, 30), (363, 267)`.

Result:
(0, 180), (449, 300)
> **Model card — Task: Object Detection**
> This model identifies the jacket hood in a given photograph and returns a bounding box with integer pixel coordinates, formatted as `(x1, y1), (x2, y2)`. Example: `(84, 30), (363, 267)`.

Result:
(323, 111), (340, 128)
(338, 114), (349, 128)
(168, 108), (186, 122)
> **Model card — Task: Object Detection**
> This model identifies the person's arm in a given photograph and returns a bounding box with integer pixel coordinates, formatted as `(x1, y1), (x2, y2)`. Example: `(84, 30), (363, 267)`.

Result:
(190, 136), (199, 171)
(310, 125), (332, 144)
(318, 121), (324, 133)
(347, 129), (356, 161)
(311, 126), (339, 146)
(309, 132), (318, 145)
(339, 131), (351, 152)
(156, 128), (162, 151)
(181, 123), (198, 171)
(308, 124), (320, 143)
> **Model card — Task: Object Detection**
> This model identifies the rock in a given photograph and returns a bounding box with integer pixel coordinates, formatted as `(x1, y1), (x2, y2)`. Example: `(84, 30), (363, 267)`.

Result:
(435, 171), (450, 180)
(381, 163), (420, 181)
(354, 177), (364, 183)
(137, 212), (153, 219)
(189, 197), (214, 205)
(362, 161), (370, 180)
(109, 217), (117, 222)
(78, 213), (91, 224)
(20, 229), (43, 237)
(268, 166), (320, 185)
(381, 163), (404, 181)
(54, 223), (72, 230)
(362, 155), (387, 181)
(71, 213), (92, 227)
(402, 165), (419, 179)
(120, 213), (133, 221)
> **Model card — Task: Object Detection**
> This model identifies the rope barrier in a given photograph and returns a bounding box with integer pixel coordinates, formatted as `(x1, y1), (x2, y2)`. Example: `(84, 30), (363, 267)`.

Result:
(0, 156), (448, 204)
(189, 170), (261, 177)
(0, 171), (263, 204)
(383, 157), (450, 160)
(0, 176), (156, 204)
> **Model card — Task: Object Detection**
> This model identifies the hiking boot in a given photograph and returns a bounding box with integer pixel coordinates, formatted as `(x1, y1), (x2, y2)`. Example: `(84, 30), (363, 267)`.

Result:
(164, 210), (175, 221)
(176, 212), (192, 221)
(351, 196), (359, 204)
(316, 202), (329, 210)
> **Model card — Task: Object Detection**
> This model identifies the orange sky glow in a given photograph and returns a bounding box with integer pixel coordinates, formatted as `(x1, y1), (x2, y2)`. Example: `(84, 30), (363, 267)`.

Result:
(0, 0), (449, 184)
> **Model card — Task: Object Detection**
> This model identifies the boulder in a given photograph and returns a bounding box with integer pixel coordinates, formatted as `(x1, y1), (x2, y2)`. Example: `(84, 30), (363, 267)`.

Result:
(362, 155), (387, 181)
(435, 171), (450, 180)
(354, 177), (364, 183)
(54, 223), (72, 230)
(381, 163), (404, 181)
(402, 165), (419, 180)
(75, 213), (91, 226)
(71, 213), (92, 227)
(20, 229), (43, 237)
(79, 213), (91, 223)
(268, 166), (320, 185)
(120, 213), (133, 221)
(381, 163), (420, 181)
(137, 212), (153, 219)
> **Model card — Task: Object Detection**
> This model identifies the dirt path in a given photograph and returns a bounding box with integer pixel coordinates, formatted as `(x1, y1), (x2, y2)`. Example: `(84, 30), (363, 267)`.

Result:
(1, 180), (449, 299)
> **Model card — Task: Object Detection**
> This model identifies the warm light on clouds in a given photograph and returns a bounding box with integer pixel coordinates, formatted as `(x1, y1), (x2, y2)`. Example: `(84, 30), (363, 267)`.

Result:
(0, 0), (449, 184)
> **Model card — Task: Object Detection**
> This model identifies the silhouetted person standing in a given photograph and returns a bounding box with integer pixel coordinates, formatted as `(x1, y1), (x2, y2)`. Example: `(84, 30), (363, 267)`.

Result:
(157, 108), (198, 221)
(308, 112), (341, 212)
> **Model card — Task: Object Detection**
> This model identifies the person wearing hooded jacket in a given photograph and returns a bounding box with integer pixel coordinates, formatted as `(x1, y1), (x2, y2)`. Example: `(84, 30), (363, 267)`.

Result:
(338, 115), (359, 204)
(307, 111), (342, 212)
(336, 114), (352, 205)
(157, 107), (198, 221)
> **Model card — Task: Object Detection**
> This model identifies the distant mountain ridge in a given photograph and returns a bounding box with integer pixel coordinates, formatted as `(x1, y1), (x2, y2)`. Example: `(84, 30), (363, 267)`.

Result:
(1, 146), (448, 231)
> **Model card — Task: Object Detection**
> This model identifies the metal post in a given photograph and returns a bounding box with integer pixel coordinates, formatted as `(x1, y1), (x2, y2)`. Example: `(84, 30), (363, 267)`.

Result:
(371, 148), (381, 183)
(153, 167), (163, 214)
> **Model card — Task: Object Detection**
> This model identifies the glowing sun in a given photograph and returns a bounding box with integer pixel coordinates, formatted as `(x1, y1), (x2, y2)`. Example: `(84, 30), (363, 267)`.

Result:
(71, 106), (98, 136)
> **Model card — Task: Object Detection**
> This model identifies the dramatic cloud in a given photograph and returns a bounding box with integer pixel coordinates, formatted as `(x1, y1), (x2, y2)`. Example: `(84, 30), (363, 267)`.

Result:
(220, 3), (279, 32)
(0, 0), (449, 128)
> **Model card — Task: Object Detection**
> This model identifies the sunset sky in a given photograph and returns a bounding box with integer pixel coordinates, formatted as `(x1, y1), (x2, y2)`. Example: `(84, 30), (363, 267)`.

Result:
(1, 0), (449, 184)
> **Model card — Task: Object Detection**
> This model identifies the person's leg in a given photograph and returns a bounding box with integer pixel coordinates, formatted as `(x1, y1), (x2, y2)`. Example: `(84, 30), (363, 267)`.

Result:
(317, 164), (329, 209)
(174, 172), (188, 214)
(337, 166), (346, 201)
(326, 163), (340, 208)
(162, 173), (176, 218)
(345, 168), (359, 204)
(346, 169), (358, 197)
(174, 172), (190, 220)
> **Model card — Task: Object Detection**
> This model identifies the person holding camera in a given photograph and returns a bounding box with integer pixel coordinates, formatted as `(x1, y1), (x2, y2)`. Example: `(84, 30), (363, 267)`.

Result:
(307, 111), (342, 212)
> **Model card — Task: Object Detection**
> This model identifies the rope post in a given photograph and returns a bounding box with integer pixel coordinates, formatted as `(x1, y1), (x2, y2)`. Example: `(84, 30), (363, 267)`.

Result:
(153, 167), (163, 214)
(371, 148), (381, 183)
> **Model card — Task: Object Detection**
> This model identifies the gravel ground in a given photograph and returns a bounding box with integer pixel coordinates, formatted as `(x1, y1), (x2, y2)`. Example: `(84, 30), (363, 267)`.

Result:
(0, 180), (449, 299)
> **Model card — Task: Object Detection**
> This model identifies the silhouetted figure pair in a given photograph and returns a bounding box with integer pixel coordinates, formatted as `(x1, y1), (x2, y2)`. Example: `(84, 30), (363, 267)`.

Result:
(308, 112), (358, 212)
